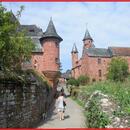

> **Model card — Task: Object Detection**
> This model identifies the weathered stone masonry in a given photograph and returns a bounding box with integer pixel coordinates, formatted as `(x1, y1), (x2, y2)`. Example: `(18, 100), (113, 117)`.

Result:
(0, 78), (53, 128)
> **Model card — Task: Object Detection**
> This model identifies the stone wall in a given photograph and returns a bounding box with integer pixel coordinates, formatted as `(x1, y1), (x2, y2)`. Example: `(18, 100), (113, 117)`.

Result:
(0, 79), (53, 128)
(84, 91), (129, 128)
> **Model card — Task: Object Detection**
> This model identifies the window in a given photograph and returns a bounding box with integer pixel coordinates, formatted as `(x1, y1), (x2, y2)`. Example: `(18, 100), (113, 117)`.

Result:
(98, 70), (102, 77)
(25, 60), (32, 64)
(88, 40), (91, 43)
(98, 58), (101, 64)
(55, 58), (60, 64)
(92, 78), (96, 82)
(29, 29), (34, 32)
(76, 61), (78, 64)
(55, 42), (59, 48)
(34, 60), (38, 69)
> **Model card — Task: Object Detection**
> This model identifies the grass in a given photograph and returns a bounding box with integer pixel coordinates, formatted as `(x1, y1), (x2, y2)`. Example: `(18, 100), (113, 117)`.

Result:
(70, 76), (130, 127)
(72, 97), (84, 107)
(80, 76), (130, 117)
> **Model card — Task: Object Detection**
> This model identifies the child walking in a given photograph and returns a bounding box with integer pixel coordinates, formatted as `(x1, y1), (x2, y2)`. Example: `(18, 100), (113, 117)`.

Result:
(57, 92), (66, 120)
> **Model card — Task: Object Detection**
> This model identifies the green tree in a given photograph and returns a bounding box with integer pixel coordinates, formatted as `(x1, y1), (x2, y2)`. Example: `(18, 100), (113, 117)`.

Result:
(67, 77), (79, 86)
(0, 4), (35, 71)
(77, 75), (89, 85)
(107, 57), (129, 81)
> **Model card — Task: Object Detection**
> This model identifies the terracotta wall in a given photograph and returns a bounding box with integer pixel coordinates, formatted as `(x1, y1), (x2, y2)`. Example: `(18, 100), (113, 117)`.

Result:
(83, 39), (93, 49)
(72, 52), (78, 68)
(32, 38), (60, 74)
(72, 58), (82, 79)
(78, 55), (130, 82)
(86, 56), (111, 81)
(79, 54), (111, 81)
(41, 39), (60, 71)
(32, 53), (44, 74)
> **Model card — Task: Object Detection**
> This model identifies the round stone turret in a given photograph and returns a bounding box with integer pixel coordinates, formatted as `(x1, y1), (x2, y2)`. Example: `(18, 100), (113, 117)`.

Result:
(39, 18), (63, 87)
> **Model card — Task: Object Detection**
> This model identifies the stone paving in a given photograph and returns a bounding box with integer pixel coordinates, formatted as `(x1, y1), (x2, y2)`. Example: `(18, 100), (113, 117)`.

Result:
(37, 85), (85, 128)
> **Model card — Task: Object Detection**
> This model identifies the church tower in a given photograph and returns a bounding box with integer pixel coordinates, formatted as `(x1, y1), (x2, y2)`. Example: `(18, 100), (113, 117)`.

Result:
(40, 18), (63, 87)
(71, 43), (78, 69)
(83, 27), (94, 49)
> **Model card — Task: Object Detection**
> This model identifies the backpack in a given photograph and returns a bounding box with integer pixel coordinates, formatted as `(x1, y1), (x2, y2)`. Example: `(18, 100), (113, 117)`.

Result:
(63, 101), (66, 107)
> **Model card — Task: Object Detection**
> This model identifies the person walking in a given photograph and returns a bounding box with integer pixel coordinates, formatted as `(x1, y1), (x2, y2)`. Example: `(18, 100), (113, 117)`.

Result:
(61, 87), (64, 93)
(57, 92), (66, 120)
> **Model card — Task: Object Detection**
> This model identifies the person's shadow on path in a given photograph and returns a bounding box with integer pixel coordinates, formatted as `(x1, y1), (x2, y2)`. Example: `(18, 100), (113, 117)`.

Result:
(36, 100), (57, 127)
(36, 97), (70, 127)
(36, 84), (71, 128)
(64, 115), (70, 120)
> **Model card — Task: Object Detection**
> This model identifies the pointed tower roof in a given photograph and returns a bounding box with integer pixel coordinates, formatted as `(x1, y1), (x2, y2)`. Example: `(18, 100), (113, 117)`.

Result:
(83, 28), (93, 41)
(40, 18), (63, 42)
(71, 43), (78, 53)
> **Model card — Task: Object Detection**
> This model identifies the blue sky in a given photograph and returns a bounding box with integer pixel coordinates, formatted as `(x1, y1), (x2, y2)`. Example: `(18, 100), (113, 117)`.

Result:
(2, 2), (130, 72)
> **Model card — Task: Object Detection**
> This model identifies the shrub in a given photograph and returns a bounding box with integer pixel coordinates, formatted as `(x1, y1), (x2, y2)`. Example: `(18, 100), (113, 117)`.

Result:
(67, 77), (79, 86)
(80, 78), (130, 120)
(78, 75), (89, 85)
(71, 88), (79, 98)
(0, 5), (35, 71)
(107, 57), (129, 81)
(85, 98), (110, 128)
(75, 76), (130, 127)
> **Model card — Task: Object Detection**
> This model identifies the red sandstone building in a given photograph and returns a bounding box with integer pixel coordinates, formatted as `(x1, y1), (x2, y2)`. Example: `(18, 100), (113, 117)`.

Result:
(71, 28), (130, 82)
(20, 18), (63, 87)
(32, 19), (62, 87)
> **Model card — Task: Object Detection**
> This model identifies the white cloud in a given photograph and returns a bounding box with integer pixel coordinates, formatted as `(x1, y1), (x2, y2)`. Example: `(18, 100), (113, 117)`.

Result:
(2, 2), (130, 72)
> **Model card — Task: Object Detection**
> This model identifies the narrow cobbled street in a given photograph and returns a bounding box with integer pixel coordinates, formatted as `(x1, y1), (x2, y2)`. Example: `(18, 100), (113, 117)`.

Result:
(37, 85), (85, 128)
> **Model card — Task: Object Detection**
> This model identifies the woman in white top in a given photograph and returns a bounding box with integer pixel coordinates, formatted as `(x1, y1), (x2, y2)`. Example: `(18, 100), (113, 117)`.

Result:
(57, 92), (66, 120)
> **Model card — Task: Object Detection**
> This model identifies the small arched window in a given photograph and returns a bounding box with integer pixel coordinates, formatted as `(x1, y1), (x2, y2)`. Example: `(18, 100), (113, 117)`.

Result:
(29, 29), (34, 32)
(92, 78), (96, 82)
(98, 69), (102, 77)
(55, 58), (60, 64)
(34, 60), (38, 69)
(55, 42), (59, 48)
(88, 40), (91, 43)
(98, 58), (101, 64)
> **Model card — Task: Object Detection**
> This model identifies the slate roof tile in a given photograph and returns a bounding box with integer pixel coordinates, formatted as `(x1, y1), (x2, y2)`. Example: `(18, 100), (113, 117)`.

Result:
(84, 48), (111, 57)
(108, 47), (130, 56)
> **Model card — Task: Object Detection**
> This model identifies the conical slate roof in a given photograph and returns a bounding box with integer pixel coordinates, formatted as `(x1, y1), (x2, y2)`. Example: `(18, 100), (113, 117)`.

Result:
(83, 28), (93, 41)
(40, 18), (63, 42)
(71, 43), (78, 53)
